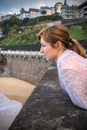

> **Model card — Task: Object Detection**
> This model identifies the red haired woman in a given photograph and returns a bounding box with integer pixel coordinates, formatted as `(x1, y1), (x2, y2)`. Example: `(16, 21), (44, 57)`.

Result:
(38, 24), (87, 110)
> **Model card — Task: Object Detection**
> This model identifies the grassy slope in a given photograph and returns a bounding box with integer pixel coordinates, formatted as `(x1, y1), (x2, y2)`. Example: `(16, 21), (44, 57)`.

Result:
(69, 29), (87, 40)
(0, 27), (87, 46)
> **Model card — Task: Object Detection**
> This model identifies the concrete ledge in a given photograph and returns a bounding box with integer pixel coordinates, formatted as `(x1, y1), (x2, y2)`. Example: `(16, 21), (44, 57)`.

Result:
(9, 62), (87, 130)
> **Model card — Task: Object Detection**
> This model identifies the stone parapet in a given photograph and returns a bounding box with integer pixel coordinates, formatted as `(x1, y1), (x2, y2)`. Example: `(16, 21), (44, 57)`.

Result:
(9, 62), (87, 130)
(0, 51), (51, 85)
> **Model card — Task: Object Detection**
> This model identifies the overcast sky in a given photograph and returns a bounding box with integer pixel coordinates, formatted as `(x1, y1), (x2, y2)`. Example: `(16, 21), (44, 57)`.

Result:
(0, 0), (86, 17)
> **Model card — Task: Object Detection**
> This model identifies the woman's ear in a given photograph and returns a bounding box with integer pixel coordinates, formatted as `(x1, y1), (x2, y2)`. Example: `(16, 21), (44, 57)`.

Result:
(54, 41), (62, 48)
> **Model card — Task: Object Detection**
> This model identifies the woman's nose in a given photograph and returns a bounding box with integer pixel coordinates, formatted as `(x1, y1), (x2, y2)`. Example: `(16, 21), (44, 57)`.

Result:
(40, 47), (44, 53)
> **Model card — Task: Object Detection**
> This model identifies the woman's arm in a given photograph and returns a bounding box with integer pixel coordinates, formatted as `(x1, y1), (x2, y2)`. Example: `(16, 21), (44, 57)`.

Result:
(60, 69), (87, 109)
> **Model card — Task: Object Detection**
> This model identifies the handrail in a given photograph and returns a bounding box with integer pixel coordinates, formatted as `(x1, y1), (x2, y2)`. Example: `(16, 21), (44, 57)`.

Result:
(0, 50), (43, 57)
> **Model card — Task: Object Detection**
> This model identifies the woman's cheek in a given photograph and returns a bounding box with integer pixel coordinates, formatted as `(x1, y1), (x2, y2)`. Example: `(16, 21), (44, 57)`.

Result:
(44, 48), (47, 54)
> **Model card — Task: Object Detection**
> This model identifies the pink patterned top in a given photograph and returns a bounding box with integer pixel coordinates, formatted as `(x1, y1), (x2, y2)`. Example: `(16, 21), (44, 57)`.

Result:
(56, 49), (87, 109)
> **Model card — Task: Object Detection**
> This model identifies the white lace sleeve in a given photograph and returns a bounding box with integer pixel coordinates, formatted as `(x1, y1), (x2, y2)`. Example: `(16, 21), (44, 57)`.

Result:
(60, 69), (87, 109)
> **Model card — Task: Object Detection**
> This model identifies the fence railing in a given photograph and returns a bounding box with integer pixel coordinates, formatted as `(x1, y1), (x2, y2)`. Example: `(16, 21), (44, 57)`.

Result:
(0, 50), (44, 59)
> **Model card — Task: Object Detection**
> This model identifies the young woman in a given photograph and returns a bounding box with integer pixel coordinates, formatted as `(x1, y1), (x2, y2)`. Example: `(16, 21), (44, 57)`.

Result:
(38, 24), (87, 110)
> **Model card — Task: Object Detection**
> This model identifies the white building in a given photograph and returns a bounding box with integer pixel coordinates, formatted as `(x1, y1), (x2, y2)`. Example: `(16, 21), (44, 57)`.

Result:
(29, 8), (41, 18)
(61, 0), (79, 19)
(1, 14), (12, 21)
(40, 6), (54, 16)
(78, 1), (87, 18)
(54, 2), (62, 14)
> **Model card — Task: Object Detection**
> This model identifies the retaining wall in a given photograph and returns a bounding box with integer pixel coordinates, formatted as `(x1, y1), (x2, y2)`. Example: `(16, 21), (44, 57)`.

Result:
(0, 51), (51, 85)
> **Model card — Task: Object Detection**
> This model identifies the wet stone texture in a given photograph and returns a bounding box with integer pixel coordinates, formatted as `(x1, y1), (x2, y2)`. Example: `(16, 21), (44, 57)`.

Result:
(9, 62), (87, 130)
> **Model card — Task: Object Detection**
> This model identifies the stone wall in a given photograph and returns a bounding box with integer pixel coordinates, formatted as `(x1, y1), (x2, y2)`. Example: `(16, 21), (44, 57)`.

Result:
(0, 54), (6, 73)
(9, 62), (87, 130)
(6, 56), (51, 85)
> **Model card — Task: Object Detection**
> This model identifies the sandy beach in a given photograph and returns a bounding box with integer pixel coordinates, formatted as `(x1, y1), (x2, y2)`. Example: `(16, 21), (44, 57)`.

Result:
(0, 77), (36, 130)
(0, 77), (36, 104)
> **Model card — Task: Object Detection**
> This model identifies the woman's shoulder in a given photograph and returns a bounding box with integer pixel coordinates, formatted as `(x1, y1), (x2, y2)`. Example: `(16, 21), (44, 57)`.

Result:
(57, 49), (87, 70)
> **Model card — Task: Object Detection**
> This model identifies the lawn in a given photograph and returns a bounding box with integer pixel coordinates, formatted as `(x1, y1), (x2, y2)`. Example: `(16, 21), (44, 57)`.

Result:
(69, 29), (87, 40)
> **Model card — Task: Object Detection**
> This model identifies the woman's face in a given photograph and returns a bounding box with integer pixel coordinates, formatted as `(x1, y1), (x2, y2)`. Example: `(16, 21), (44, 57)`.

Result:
(40, 37), (59, 61)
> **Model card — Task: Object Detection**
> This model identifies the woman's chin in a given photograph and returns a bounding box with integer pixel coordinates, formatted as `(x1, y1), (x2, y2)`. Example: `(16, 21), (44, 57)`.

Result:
(46, 57), (55, 61)
(45, 58), (49, 61)
(46, 57), (51, 61)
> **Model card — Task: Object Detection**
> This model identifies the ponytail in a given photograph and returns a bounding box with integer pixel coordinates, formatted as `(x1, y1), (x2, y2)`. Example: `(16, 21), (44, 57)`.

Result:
(64, 39), (86, 58)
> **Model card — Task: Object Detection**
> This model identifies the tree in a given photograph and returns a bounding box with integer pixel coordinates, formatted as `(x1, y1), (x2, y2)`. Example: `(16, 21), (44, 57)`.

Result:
(2, 24), (11, 35)
(22, 18), (30, 25)
(9, 16), (22, 27)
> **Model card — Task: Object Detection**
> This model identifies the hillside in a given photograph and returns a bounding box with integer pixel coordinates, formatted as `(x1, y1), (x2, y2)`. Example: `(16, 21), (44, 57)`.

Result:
(0, 17), (87, 47)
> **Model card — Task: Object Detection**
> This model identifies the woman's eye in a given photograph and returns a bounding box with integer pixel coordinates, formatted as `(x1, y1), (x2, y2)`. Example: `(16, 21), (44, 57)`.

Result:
(42, 44), (45, 47)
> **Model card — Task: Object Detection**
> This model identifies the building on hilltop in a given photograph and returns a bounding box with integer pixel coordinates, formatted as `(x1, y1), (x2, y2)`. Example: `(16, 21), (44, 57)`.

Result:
(54, 2), (62, 14)
(40, 3), (63, 16)
(1, 0), (87, 21)
(78, 1), (87, 18)
(40, 6), (55, 16)
(1, 14), (12, 21)
(17, 8), (41, 19)
(29, 8), (41, 18)
(20, 8), (30, 19)
(61, 0), (79, 19)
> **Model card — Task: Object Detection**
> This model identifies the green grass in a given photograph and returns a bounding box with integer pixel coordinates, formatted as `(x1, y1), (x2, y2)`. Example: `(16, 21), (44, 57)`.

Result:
(69, 29), (87, 40)
(0, 28), (87, 46)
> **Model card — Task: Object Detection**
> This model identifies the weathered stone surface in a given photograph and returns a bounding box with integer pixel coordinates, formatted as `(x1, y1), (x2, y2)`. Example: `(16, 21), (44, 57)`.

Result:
(6, 56), (51, 85)
(0, 54), (6, 65)
(9, 62), (87, 130)
(0, 54), (6, 73)
(0, 54), (11, 77)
